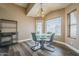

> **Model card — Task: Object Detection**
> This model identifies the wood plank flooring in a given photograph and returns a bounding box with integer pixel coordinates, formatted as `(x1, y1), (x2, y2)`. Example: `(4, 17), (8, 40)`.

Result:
(0, 40), (79, 56)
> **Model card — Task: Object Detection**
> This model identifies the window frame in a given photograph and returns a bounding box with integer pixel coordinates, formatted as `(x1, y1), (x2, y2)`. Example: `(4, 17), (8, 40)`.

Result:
(67, 9), (77, 39)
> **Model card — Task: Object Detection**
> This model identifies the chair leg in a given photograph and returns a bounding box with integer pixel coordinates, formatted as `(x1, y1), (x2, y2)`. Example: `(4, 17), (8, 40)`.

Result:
(31, 42), (40, 51)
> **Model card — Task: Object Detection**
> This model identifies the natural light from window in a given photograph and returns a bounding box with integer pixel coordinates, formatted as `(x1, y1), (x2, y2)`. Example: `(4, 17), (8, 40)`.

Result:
(68, 10), (77, 38)
(36, 20), (42, 34)
(45, 17), (61, 35)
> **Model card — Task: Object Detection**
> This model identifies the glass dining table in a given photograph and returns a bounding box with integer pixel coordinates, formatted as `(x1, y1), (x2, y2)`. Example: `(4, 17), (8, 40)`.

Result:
(36, 33), (55, 52)
(36, 33), (51, 41)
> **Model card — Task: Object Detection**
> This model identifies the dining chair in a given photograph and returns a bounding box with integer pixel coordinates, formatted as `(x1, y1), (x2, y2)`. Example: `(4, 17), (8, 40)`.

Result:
(48, 33), (55, 44)
(46, 32), (52, 39)
(47, 32), (52, 34)
(45, 33), (55, 48)
(39, 33), (55, 52)
(31, 33), (41, 51)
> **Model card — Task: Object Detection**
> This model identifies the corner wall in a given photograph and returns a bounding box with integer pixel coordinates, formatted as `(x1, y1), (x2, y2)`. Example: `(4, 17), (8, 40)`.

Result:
(0, 4), (35, 41)
(65, 4), (79, 50)
(46, 4), (79, 50)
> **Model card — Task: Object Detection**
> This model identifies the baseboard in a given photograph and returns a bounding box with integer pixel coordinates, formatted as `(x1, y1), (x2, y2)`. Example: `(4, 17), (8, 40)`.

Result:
(54, 41), (79, 54)
(18, 39), (31, 43)
(18, 39), (79, 54)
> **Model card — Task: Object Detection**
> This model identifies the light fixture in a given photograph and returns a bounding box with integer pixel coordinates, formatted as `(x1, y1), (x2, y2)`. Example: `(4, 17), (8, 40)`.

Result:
(40, 3), (45, 17)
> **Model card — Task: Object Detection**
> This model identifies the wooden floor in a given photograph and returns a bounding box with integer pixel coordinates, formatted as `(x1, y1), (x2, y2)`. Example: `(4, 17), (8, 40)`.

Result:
(0, 40), (79, 56)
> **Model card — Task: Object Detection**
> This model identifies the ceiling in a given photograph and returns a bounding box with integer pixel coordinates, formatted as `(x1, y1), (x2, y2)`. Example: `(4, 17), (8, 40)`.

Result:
(15, 3), (70, 17)
(15, 3), (28, 8)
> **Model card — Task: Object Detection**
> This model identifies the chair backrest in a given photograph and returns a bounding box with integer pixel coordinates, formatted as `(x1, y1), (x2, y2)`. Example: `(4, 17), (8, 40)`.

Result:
(49, 33), (55, 42)
(31, 33), (37, 41)
(47, 32), (52, 34)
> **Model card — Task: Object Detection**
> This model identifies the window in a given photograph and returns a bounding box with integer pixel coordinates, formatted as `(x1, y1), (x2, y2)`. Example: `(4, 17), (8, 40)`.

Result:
(36, 20), (42, 34)
(46, 17), (61, 35)
(68, 10), (77, 39)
